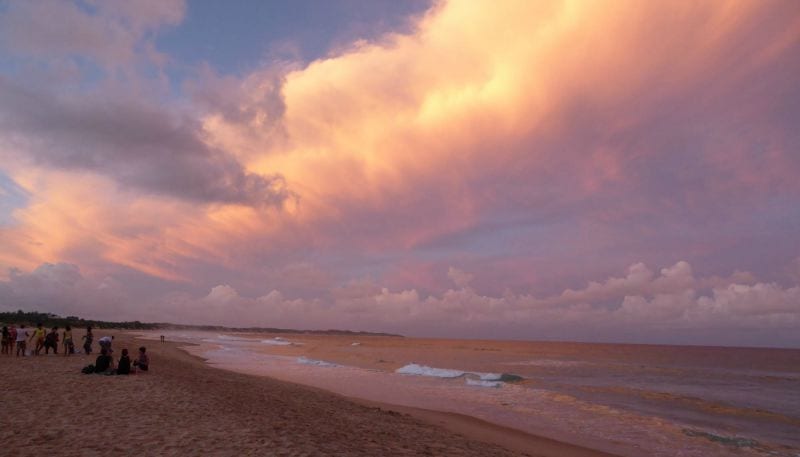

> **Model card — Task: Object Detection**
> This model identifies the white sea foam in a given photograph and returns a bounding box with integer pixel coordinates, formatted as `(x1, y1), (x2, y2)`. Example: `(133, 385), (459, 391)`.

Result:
(261, 338), (292, 346)
(213, 334), (253, 342)
(396, 363), (466, 378)
(466, 379), (503, 388)
(351, 342), (361, 346)
(296, 357), (338, 367)
(479, 373), (503, 381)
(395, 364), (523, 385)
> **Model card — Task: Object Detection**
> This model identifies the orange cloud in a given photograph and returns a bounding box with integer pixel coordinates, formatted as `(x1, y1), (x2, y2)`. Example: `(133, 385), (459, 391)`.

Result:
(199, 0), (794, 250)
(3, 0), (798, 295)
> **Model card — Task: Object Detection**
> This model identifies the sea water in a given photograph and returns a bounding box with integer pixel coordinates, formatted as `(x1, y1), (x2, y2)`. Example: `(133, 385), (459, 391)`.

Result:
(142, 331), (800, 457)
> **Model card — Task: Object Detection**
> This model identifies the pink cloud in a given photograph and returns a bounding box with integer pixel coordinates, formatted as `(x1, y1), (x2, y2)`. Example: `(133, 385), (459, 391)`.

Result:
(4, 259), (799, 346)
(0, 1), (798, 346)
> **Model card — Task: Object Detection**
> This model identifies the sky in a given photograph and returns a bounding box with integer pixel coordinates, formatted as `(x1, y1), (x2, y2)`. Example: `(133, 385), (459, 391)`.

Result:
(0, 0), (799, 347)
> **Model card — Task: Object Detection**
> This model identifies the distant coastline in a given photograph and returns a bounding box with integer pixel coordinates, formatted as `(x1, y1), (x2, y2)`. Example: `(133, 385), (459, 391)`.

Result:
(0, 309), (402, 337)
(158, 322), (403, 337)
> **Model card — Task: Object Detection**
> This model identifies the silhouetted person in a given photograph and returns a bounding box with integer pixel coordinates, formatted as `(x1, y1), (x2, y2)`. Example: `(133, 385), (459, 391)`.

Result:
(117, 349), (131, 375)
(133, 346), (149, 372)
(44, 326), (59, 354)
(94, 348), (113, 374)
(83, 326), (93, 355)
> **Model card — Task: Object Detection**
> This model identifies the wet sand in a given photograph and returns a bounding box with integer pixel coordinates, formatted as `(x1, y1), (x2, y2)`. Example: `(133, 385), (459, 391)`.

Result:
(0, 333), (618, 456)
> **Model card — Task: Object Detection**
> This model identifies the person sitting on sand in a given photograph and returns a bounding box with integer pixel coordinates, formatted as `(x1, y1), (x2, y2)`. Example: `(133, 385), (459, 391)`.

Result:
(62, 325), (74, 356)
(16, 325), (29, 357)
(94, 348), (113, 374)
(44, 326), (59, 354)
(133, 346), (149, 372)
(83, 326), (93, 355)
(1, 326), (9, 355)
(30, 322), (46, 355)
(117, 349), (131, 375)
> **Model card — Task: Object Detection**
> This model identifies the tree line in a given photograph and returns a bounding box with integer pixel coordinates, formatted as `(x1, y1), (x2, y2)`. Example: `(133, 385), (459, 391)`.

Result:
(0, 309), (402, 336)
(0, 310), (157, 330)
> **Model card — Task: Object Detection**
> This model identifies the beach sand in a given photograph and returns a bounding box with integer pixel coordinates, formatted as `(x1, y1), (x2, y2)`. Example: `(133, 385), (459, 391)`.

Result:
(1, 333), (618, 456)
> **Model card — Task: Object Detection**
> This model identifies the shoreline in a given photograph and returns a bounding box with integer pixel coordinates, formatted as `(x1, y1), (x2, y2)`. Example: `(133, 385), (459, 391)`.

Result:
(162, 333), (622, 457)
(351, 399), (622, 457)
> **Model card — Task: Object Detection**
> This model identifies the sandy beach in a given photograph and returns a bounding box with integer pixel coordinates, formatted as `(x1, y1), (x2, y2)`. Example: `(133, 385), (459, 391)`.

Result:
(1, 333), (617, 456)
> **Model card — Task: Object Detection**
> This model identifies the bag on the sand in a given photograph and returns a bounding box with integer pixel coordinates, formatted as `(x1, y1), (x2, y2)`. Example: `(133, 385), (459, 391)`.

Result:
(81, 364), (95, 374)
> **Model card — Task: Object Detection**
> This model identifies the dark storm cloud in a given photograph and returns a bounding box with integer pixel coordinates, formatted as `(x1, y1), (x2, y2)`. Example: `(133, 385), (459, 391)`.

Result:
(0, 76), (290, 206)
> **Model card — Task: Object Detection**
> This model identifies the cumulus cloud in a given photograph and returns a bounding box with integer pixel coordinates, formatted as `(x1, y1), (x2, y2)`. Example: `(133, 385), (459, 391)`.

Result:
(558, 263), (655, 305)
(188, 65), (288, 128)
(447, 267), (473, 288)
(4, 260), (798, 346)
(191, 0), (800, 266)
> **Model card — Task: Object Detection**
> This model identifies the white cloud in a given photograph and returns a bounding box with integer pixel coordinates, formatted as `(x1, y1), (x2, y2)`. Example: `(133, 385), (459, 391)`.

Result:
(4, 259), (799, 345)
(447, 267), (474, 288)
(697, 283), (800, 318)
(557, 262), (654, 304)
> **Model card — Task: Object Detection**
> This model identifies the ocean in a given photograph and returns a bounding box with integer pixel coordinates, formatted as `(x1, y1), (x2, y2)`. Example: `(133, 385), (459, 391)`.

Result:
(142, 331), (800, 457)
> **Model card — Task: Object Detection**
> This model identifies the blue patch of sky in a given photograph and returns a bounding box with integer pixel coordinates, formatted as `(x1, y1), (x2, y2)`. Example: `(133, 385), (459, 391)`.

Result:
(414, 214), (577, 260)
(0, 171), (28, 226)
(156, 0), (432, 83)
(691, 195), (800, 282)
(0, 54), (118, 100)
(319, 219), (556, 281)
(0, 55), (20, 79)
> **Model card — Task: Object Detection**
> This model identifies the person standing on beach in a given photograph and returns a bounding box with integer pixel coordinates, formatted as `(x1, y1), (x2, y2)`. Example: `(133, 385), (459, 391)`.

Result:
(16, 324), (29, 356)
(1, 326), (9, 355)
(83, 326), (93, 355)
(63, 325), (74, 356)
(30, 323), (46, 355)
(8, 325), (16, 355)
(44, 326), (59, 354)
(98, 335), (114, 355)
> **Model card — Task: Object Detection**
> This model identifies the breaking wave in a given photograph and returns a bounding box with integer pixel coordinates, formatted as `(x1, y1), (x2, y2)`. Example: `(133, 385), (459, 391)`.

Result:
(394, 363), (523, 387)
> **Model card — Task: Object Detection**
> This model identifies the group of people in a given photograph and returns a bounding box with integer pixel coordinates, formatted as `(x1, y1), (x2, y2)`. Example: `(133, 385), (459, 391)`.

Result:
(1, 323), (85, 356)
(1, 323), (150, 375)
(84, 345), (149, 376)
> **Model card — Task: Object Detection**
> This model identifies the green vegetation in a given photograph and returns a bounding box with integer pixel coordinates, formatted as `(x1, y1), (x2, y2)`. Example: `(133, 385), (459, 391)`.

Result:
(0, 310), (402, 337)
(0, 310), (156, 329)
